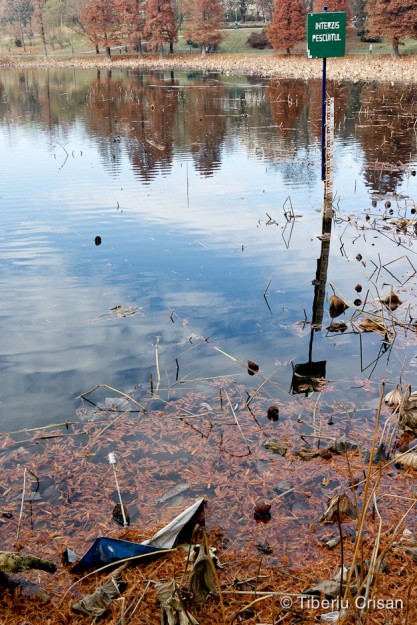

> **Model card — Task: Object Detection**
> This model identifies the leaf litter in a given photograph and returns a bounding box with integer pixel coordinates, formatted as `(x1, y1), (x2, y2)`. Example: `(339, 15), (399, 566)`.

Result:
(1, 371), (417, 624)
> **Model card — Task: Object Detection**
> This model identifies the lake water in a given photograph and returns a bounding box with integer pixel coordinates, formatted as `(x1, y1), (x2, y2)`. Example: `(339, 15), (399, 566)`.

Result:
(1, 67), (417, 432)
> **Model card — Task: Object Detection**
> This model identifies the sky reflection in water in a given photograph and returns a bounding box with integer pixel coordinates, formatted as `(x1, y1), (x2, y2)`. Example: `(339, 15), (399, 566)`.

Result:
(0, 68), (417, 430)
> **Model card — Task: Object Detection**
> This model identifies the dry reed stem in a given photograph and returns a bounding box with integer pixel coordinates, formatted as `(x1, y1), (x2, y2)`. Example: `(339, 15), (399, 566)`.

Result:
(16, 467), (27, 543)
(78, 383), (146, 411)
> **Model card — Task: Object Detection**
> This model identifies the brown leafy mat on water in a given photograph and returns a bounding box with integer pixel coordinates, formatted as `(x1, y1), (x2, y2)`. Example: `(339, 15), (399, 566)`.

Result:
(2, 53), (417, 85)
(0, 379), (417, 624)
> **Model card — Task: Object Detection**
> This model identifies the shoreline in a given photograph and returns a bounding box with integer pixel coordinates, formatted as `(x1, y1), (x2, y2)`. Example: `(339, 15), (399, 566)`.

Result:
(0, 53), (416, 83)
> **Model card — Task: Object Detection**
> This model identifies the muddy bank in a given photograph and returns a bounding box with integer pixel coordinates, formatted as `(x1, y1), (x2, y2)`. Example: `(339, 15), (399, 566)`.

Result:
(1, 53), (416, 84)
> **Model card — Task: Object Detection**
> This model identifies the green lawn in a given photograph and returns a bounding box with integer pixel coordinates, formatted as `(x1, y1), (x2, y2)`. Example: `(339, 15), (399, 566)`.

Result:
(175, 25), (274, 55)
(1, 23), (417, 58)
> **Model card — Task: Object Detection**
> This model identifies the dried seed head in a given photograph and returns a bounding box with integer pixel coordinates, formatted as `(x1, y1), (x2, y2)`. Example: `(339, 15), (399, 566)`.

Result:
(384, 388), (403, 408)
(267, 406), (279, 421)
(254, 504), (271, 520)
(355, 284), (362, 293)
(329, 295), (349, 319)
(247, 360), (259, 376)
(381, 291), (402, 311)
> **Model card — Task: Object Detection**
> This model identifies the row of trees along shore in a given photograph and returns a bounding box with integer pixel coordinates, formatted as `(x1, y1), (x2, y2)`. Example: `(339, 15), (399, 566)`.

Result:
(1, 0), (417, 58)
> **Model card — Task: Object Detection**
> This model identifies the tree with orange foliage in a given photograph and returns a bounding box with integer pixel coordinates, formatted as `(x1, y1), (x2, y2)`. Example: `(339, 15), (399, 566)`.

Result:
(81, 0), (121, 57)
(183, 0), (224, 56)
(267, 0), (306, 55)
(312, 1), (348, 11)
(115, 0), (146, 55)
(144, 0), (177, 55)
(366, 0), (417, 58)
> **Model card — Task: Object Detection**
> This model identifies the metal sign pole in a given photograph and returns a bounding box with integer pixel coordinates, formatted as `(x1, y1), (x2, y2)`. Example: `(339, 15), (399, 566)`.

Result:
(306, 6), (346, 182)
(321, 55), (327, 181)
(321, 6), (328, 181)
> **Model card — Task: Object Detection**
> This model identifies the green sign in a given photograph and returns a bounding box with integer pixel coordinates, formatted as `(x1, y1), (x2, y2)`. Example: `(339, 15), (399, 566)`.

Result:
(306, 12), (346, 59)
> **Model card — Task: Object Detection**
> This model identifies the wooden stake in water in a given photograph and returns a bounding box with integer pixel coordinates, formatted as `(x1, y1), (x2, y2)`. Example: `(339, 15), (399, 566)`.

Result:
(108, 452), (128, 528)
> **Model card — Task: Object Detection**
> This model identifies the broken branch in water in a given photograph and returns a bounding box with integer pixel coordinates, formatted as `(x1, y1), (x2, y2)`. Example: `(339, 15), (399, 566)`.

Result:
(78, 383), (146, 412)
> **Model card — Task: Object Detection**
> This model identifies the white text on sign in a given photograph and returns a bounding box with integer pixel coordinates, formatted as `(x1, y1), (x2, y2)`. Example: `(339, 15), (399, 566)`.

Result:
(312, 34), (342, 42)
(315, 22), (340, 30)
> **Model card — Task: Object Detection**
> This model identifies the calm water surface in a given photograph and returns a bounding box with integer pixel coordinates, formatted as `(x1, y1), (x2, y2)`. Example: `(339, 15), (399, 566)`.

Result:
(1, 67), (417, 431)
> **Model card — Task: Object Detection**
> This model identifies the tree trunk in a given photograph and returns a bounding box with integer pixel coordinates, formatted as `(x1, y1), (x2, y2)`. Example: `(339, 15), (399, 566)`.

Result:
(105, 46), (111, 59)
(95, 43), (100, 54)
(287, 47), (291, 55)
(136, 38), (143, 57)
(20, 25), (26, 52)
(392, 38), (400, 58)
(169, 41), (174, 54)
(39, 16), (48, 57)
(201, 44), (206, 56)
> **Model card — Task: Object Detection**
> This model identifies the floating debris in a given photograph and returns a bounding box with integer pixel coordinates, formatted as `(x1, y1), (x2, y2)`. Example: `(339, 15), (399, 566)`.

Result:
(112, 503), (130, 527)
(329, 295), (348, 318)
(267, 405), (279, 421)
(380, 290), (402, 311)
(359, 318), (387, 333)
(72, 565), (127, 617)
(247, 360), (259, 376)
(254, 504), (271, 522)
(157, 579), (199, 623)
(320, 493), (355, 524)
(189, 542), (218, 603)
(262, 438), (287, 456)
(399, 388), (417, 432)
(327, 321), (348, 333)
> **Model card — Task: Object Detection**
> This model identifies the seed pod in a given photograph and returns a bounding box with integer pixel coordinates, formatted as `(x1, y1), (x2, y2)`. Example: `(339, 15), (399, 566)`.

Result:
(267, 406), (279, 421)
(384, 387), (403, 408)
(329, 295), (348, 319)
(355, 284), (362, 293)
(247, 360), (259, 376)
(254, 504), (271, 520)
(380, 291), (402, 311)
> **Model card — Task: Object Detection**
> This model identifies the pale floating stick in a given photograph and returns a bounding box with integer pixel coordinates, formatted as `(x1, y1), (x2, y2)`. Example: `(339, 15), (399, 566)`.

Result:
(3, 421), (78, 437)
(155, 336), (161, 383)
(16, 468), (27, 542)
(223, 388), (251, 454)
(117, 580), (151, 624)
(78, 383), (146, 412)
(115, 596), (126, 625)
(108, 452), (128, 528)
